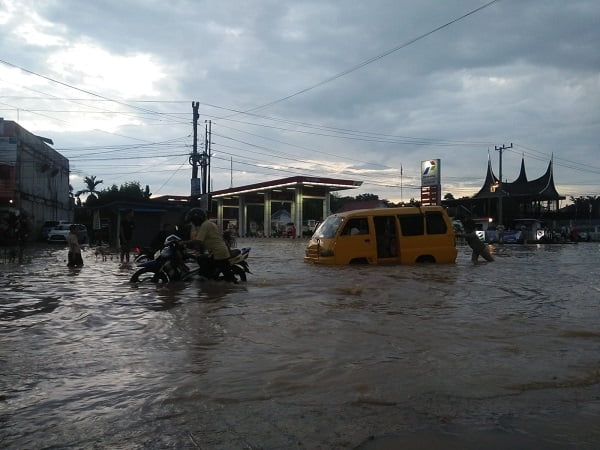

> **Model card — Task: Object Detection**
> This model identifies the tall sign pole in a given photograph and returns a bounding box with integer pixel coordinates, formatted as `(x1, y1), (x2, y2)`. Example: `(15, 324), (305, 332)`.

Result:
(495, 143), (513, 226)
(400, 164), (403, 204)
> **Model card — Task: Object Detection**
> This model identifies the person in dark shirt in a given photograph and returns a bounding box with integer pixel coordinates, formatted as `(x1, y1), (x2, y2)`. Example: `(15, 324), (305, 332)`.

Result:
(464, 220), (494, 263)
(119, 209), (135, 263)
(151, 223), (175, 253)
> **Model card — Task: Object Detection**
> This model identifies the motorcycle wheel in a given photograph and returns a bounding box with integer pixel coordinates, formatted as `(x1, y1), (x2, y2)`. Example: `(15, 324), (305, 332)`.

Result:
(232, 264), (247, 282)
(130, 267), (169, 284)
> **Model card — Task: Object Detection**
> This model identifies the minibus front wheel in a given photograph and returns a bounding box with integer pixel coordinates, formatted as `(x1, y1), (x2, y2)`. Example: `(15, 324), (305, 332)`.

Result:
(416, 255), (436, 264)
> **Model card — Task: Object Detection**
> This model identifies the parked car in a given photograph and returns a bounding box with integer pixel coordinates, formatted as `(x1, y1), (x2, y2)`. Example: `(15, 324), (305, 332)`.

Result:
(41, 220), (70, 240)
(47, 224), (89, 244)
(302, 219), (318, 236)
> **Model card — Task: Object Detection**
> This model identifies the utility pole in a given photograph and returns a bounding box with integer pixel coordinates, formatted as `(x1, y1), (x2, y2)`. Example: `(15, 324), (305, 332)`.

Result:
(190, 102), (201, 203)
(204, 120), (212, 195)
(495, 143), (513, 226)
(197, 119), (211, 210)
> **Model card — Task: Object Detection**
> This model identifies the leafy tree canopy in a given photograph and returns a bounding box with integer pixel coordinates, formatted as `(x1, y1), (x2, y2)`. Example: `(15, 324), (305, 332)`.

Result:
(76, 178), (152, 206)
(563, 195), (599, 219)
(76, 175), (103, 199)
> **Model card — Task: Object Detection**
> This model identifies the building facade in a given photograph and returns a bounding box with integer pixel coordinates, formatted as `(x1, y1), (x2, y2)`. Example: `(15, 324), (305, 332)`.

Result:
(0, 119), (71, 239)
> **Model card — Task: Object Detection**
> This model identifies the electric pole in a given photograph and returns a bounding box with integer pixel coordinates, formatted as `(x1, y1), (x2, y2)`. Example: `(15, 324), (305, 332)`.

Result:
(495, 143), (513, 226)
(207, 120), (212, 193)
(190, 102), (201, 203)
(197, 119), (211, 210)
(201, 120), (211, 195)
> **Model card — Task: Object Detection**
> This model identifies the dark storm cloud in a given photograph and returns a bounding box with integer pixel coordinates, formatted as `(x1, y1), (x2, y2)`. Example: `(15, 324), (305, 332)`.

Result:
(1, 0), (598, 200)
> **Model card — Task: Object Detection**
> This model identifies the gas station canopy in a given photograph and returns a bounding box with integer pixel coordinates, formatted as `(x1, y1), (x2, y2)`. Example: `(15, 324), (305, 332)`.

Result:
(211, 176), (362, 237)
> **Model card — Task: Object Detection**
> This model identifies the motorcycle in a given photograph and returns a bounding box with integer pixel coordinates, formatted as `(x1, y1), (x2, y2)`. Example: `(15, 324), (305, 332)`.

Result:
(129, 235), (251, 284)
(133, 246), (157, 264)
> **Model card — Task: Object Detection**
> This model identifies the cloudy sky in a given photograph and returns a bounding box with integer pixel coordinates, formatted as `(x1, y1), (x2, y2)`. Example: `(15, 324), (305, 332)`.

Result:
(1, 0), (598, 203)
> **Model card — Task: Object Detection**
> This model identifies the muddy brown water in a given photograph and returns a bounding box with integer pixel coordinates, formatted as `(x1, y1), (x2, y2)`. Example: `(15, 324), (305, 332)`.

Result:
(1, 240), (599, 449)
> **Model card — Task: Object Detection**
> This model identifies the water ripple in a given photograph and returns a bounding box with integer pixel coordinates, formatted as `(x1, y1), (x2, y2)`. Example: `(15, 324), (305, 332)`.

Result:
(1, 240), (599, 448)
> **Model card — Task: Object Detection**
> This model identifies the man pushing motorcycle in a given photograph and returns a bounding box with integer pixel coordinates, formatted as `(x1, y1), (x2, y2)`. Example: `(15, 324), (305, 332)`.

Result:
(180, 208), (236, 283)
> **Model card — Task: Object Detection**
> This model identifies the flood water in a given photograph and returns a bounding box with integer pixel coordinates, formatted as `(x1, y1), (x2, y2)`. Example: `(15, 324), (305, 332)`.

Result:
(1, 239), (599, 449)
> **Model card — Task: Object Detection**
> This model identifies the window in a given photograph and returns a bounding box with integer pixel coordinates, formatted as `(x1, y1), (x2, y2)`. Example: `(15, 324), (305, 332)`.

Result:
(313, 216), (342, 239)
(342, 218), (369, 235)
(426, 212), (448, 235)
(399, 214), (424, 236)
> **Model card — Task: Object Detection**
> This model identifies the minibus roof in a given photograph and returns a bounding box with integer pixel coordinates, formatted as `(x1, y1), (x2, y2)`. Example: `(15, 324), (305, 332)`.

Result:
(334, 205), (446, 217)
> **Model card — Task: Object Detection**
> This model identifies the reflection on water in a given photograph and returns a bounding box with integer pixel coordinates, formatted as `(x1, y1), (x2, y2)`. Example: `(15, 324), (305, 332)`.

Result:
(1, 241), (599, 449)
(0, 295), (60, 321)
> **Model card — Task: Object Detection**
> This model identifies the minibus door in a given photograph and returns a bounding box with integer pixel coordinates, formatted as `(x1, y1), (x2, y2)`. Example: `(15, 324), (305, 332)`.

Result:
(374, 215), (399, 263)
(339, 217), (375, 263)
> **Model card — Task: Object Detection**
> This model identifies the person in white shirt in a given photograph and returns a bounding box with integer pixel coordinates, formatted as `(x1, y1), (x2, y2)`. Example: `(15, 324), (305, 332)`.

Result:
(67, 225), (84, 267)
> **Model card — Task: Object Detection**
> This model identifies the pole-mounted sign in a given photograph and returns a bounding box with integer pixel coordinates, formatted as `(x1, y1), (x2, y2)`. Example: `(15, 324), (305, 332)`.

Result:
(420, 159), (441, 206)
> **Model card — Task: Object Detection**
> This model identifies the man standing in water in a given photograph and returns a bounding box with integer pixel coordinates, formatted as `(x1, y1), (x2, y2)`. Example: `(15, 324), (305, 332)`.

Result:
(182, 208), (235, 282)
(119, 209), (135, 263)
(463, 220), (494, 263)
(67, 224), (84, 267)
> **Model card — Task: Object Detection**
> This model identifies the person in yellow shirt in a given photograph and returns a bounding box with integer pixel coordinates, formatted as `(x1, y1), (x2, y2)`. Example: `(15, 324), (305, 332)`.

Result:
(182, 208), (235, 282)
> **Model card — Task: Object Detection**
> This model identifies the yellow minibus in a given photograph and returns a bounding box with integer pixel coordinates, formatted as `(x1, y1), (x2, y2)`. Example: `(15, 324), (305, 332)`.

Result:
(304, 206), (457, 265)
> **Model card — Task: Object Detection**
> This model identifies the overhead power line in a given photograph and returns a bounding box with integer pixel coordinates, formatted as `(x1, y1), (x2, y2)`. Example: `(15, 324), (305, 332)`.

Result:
(0, 59), (185, 124)
(229, 0), (500, 115)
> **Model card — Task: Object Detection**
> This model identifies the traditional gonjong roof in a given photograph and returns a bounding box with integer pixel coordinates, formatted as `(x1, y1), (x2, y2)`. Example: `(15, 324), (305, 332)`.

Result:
(473, 155), (564, 200)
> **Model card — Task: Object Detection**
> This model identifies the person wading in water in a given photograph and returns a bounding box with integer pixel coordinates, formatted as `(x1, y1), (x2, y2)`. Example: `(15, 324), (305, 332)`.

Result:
(463, 220), (494, 263)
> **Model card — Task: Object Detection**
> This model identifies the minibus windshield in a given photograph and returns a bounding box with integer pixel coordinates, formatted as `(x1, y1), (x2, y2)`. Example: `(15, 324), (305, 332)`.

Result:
(313, 216), (342, 239)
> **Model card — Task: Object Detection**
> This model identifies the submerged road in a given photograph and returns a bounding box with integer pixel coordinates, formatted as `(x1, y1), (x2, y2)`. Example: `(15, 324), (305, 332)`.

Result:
(1, 239), (599, 449)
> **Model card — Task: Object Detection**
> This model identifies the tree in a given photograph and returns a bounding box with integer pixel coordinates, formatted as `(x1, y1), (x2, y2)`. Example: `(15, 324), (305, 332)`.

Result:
(567, 195), (599, 219)
(329, 193), (352, 213)
(90, 181), (150, 204)
(444, 192), (455, 200)
(76, 175), (104, 204)
(328, 192), (393, 213)
(355, 193), (379, 201)
(118, 181), (146, 200)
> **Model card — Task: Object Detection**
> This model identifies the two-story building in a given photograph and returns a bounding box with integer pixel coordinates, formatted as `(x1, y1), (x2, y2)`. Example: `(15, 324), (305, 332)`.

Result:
(0, 118), (71, 240)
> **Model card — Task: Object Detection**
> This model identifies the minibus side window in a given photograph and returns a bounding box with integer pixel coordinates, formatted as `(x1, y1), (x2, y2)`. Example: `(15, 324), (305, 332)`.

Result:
(342, 218), (369, 235)
(425, 212), (448, 235)
(399, 214), (424, 236)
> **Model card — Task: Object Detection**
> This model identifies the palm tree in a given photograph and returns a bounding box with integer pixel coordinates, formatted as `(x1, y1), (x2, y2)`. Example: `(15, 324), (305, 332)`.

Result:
(76, 175), (104, 201)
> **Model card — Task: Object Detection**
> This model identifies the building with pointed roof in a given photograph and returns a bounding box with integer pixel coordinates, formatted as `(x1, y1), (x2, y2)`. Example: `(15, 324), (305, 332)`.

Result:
(443, 156), (565, 226)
